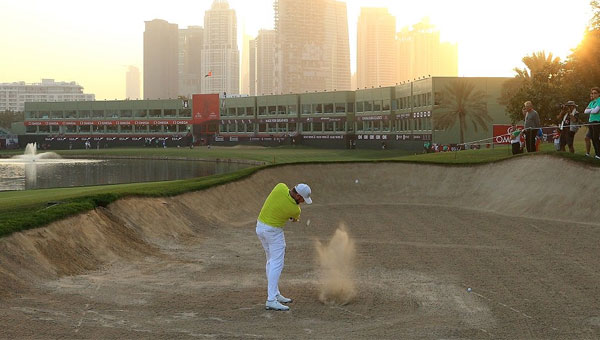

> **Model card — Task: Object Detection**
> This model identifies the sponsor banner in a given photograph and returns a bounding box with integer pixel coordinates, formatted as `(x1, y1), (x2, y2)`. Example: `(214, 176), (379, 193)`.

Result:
(301, 117), (345, 123)
(395, 111), (431, 119)
(214, 135), (224, 142)
(229, 136), (239, 142)
(493, 124), (524, 144)
(358, 134), (389, 140)
(392, 134), (432, 141)
(24, 120), (192, 126)
(303, 135), (344, 140)
(411, 134), (432, 141)
(192, 93), (220, 123)
(258, 118), (297, 123)
(356, 115), (388, 121)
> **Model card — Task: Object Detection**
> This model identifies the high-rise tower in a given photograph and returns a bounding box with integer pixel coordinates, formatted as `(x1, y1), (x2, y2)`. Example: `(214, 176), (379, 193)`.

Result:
(357, 8), (396, 89)
(144, 19), (179, 99)
(274, 0), (350, 94)
(201, 0), (239, 95)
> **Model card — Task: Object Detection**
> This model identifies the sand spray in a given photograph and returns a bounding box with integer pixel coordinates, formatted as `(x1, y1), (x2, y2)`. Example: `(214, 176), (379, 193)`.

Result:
(315, 223), (356, 305)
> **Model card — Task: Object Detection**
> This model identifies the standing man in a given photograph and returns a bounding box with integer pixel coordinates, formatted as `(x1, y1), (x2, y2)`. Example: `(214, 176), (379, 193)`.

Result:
(256, 183), (312, 311)
(584, 87), (600, 159)
(523, 101), (541, 152)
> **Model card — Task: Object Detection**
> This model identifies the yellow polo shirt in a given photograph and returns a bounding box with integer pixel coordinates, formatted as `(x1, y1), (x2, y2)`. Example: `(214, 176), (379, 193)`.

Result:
(258, 183), (301, 228)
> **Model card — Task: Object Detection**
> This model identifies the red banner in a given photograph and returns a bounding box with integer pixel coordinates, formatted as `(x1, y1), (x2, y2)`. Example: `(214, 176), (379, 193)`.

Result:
(192, 93), (220, 124)
(493, 124), (523, 144)
(24, 120), (192, 126)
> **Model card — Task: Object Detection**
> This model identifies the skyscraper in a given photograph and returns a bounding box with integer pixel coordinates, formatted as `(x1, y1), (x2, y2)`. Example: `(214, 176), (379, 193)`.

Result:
(396, 18), (458, 82)
(240, 31), (253, 95)
(201, 0), (239, 95)
(126, 66), (140, 100)
(144, 19), (179, 99)
(254, 29), (277, 96)
(179, 26), (204, 98)
(249, 39), (256, 96)
(357, 8), (396, 89)
(274, 0), (351, 94)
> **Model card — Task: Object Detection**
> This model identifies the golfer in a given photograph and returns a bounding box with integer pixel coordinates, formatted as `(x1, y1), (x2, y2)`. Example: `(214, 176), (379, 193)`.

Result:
(256, 183), (312, 311)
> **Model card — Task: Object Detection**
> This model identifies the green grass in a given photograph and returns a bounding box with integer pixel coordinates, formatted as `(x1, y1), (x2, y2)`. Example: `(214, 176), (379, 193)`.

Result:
(0, 142), (598, 237)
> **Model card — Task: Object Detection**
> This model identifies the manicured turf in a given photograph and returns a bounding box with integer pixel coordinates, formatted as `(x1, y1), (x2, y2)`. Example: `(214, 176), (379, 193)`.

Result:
(0, 142), (597, 237)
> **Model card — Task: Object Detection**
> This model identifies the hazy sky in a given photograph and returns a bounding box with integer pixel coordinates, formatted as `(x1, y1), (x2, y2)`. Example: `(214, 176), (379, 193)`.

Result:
(0, 0), (592, 100)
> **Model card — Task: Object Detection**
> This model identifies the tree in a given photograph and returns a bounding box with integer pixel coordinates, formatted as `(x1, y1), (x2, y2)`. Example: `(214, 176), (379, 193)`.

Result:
(499, 51), (564, 125)
(434, 79), (492, 144)
(0, 111), (24, 130)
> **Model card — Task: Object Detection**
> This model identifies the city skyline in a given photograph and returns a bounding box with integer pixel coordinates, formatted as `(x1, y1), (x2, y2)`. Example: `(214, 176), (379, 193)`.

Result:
(0, 0), (592, 100)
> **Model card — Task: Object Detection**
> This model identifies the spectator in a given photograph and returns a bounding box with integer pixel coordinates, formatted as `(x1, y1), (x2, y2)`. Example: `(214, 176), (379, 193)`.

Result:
(584, 87), (600, 159)
(552, 128), (560, 151)
(523, 101), (541, 152)
(557, 101), (579, 153)
(510, 124), (524, 155)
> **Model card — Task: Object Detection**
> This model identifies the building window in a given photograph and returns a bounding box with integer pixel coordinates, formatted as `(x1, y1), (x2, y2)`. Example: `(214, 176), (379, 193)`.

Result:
(106, 125), (118, 133)
(335, 103), (345, 113)
(246, 107), (254, 116)
(51, 111), (63, 119)
(177, 124), (188, 132)
(106, 110), (118, 118)
(149, 124), (162, 133)
(120, 125), (133, 133)
(313, 104), (322, 114)
(287, 105), (297, 115)
(364, 101), (372, 112)
(324, 121), (334, 132)
(79, 125), (91, 133)
(277, 105), (286, 115)
(135, 109), (147, 117)
(164, 109), (176, 117)
(135, 125), (148, 133)
(383, 100), (390, 111)
(149, 109), (161, 118)
(79, 110), (92, 118)
(288, 123), (297, 132)
(258, 106), (267, 115)
(179, 109), (191, 117)
(268, 106), (276, 115)
(238, 107), (246, 116)
(301, 104), (311, 115)
(165, 125), (176, 133)
(313, 122), (322, 132)
(65, 110), (76, 118)
(26, 126), (37, 133)
(302, 122), (310, 131)
(121, 110), (133, 118)
(324, 103), (333, 114)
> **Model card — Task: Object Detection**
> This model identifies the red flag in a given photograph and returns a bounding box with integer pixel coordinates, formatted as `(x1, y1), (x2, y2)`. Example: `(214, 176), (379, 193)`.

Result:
(205, 71), (212, 78)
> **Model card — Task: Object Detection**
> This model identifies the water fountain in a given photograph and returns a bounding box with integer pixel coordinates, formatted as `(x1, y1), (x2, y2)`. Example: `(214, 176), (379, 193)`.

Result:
(10, 143), (62, 162)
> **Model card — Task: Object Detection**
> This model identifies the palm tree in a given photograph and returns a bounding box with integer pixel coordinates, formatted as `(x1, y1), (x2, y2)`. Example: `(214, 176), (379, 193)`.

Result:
(434, 79), (492, 144)
(515, 51), (561, 82)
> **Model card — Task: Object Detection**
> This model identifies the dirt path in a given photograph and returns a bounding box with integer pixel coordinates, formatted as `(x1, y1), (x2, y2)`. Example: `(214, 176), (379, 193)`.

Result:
(1, 157), (599, 339)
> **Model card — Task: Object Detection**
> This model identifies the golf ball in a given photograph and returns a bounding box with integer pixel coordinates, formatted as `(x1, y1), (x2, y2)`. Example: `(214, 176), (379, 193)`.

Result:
(355, 179), (359, 184)
(467, 287), (472, 292)
(306, 219), (311, 226)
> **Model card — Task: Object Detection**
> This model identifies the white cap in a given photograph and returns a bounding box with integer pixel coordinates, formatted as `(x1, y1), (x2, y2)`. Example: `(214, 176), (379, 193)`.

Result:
(294, 183), (312, 204)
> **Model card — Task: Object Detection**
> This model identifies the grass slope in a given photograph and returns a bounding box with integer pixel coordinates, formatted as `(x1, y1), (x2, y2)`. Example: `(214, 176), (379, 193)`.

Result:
(0, 143), (597, 237)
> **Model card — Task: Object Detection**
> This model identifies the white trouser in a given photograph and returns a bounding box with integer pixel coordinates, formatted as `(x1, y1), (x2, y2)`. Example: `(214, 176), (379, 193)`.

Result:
(256, 220), (286, 301)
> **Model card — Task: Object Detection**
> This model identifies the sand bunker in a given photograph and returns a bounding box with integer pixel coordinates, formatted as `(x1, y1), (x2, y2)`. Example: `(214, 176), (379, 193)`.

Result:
(1, 155), (600, 338)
